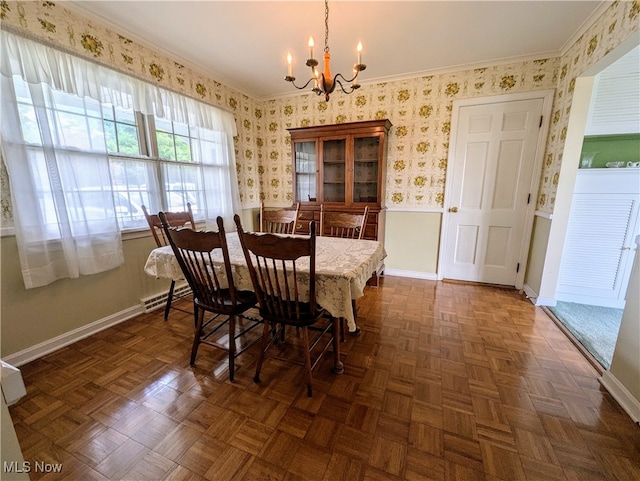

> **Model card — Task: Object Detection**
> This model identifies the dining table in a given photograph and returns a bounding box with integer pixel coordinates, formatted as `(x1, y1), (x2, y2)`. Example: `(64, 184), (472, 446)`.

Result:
(143, 231), (387, 333)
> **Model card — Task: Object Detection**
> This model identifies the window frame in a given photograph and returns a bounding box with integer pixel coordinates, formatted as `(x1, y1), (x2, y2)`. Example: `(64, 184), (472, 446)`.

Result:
(105, 108), (219, 231)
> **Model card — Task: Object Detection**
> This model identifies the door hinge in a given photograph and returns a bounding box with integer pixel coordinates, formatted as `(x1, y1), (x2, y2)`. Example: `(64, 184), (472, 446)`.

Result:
(516, 263), (520, 273)
(539, 115), (543, 128)
(527, 193), (531, 204)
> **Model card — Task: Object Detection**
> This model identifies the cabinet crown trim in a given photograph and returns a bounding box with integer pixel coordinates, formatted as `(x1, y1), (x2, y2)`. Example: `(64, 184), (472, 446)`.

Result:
(288, 119), (392, 135)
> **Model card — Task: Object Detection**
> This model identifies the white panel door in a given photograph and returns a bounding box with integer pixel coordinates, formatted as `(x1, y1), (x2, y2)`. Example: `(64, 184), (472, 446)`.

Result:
(443, 98), (544, 285)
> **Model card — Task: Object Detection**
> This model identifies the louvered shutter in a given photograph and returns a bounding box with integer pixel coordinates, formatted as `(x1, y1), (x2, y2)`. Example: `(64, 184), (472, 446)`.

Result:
(585, 46), (640, 136)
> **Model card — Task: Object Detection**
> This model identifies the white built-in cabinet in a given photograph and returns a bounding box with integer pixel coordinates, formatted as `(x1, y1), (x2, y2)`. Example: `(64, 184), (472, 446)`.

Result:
(584, 45), (640, 136)
(557, 168), (640, 308)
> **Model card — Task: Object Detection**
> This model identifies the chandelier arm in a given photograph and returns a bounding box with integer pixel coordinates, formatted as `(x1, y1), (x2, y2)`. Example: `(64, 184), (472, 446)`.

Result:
(287, 76), (318, 90)
(334, 78), (357, 95)
(334, 72), (359, 87)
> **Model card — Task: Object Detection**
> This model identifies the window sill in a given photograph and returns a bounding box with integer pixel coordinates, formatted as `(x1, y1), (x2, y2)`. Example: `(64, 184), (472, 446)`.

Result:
(1, 223), (205, 240)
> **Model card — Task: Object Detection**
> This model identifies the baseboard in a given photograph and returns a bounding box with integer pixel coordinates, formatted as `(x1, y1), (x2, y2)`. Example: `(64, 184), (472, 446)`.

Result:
(522, 283), (538, 305)
(2, 305), (143, 367)
(599, 370), (640, 424)
(534, 296), (557, 307)
(382, 269), (438, 280)
(556, 292), (625, 309)
(521, 285), (557, 307)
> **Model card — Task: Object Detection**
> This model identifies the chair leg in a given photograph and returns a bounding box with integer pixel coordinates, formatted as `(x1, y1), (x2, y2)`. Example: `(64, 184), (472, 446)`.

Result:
(331, 317), (344, 375)
(228, 315), (236, 382)
(301, 327), (313, 397)
(254, 320), (272, 384)
(190, 307), (204, 365)
(164, 279), (176, 320)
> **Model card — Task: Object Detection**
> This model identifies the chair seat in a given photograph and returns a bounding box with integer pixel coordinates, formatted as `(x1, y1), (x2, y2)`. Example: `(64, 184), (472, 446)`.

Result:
(195, 289), (257, 314)
(160, 214), (261, 382)
(235, 216), (341, 396)
(259, 300), (326, 327)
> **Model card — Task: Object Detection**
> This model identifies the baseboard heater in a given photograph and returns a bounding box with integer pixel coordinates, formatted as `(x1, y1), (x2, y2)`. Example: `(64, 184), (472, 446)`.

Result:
(140, 282), (191, 313)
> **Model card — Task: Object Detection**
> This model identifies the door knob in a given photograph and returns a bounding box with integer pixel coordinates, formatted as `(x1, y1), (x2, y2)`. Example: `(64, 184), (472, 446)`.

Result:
(449, 206), (459, 213)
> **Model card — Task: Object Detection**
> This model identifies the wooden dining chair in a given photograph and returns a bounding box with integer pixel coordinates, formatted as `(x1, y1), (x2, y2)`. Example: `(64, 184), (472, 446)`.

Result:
(319, 204), (370, 338)
(235, 215), (341, 397)
(259, 202), (300, 234)
(320, 204), (369, 239)
(142, 203), (196, 320)
(160, 213), (261, 382)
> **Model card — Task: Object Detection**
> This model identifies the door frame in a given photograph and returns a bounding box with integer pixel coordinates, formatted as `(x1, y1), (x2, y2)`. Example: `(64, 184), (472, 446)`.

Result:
(438, 90), (555, 288)
(537, 32), (640, 305)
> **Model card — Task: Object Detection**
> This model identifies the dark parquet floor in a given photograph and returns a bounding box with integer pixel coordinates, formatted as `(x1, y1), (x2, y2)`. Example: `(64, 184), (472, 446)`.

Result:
(8, 276), (640, 481)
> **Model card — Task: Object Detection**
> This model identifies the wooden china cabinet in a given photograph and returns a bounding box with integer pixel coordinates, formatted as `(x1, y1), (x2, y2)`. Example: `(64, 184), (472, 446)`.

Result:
(288, 119), (391, 244)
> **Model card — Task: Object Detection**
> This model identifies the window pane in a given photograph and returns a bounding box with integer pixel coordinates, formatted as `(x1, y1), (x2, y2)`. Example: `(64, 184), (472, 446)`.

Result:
(18, 104), (41, 145)
(154, 119), (196, 163)
(103, 106), (115, 121)
(88, 117), (107, 151)
(103, 105), (140, 155)
(114, 107), (137, 124)
(173, 122), (189, 136)
(163, 162), (202, 218)
(104, 120), (117, 152)
(155, 117), (172, 133)
(115, 123), (140, 155)
(51, 90), (87, 116)
(109, 156), (155, 229)
(57, 111), (92, 150)
(156, 131), (176, 160)
(174, 135), (192, 162)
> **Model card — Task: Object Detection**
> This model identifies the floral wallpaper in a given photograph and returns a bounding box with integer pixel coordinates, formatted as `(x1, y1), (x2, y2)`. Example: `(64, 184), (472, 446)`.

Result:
(1, 0), (638, 228)
(257, 61), (558, 208)
(0, 0), (260, 223)
(537, 0), (639, 211)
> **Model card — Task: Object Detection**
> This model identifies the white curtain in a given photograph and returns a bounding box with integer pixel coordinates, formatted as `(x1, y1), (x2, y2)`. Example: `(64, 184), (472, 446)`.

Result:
(1, 30), (240, 288)
(193, 127), (242, 232)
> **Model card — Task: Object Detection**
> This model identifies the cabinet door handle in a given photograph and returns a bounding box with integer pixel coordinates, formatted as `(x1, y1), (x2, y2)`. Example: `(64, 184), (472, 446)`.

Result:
(449, 206), (459, 213)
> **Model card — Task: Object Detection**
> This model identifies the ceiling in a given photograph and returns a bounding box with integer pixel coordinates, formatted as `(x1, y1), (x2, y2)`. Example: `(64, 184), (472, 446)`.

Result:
(68, 1), (606, 100)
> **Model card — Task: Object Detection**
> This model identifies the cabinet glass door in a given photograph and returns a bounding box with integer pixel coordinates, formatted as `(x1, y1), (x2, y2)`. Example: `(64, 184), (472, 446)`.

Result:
(322, 139), (346, 203)
(353, 136), (380, 203)
(294, 141), (317, 202)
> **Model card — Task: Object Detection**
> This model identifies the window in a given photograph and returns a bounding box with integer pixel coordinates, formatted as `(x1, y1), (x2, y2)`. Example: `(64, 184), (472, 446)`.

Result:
(13, 75), (223, 231)
(104, 107), (225, 229)
(1, 30), (240, 288)
(12, 76), (118, 237)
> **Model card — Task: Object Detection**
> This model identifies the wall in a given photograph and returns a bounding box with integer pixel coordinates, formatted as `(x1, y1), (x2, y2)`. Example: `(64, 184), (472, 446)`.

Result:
(257, 62), (558, 210)
(602, 235), (640, 421)
(610, 236), (640, 399)
(1, 234), (168, 357)
(1, 396), (29, 480)
(384, 212), (441, 276)
(523, 216), (551, 297)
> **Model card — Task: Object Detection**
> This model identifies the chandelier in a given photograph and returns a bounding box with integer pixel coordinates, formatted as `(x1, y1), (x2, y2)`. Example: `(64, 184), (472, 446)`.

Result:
(284, 0), (366, 101)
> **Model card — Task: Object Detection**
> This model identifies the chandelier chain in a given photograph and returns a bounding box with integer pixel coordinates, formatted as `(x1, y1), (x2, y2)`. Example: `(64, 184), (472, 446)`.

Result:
(324, 0), (330, 53)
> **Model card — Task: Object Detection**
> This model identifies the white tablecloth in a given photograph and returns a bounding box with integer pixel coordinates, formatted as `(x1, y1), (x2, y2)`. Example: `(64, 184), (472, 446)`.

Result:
(144, 232), (386, 331)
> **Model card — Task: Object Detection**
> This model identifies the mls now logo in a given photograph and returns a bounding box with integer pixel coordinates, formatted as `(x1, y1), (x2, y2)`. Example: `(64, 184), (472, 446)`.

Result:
(3, 461), (63, 473)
